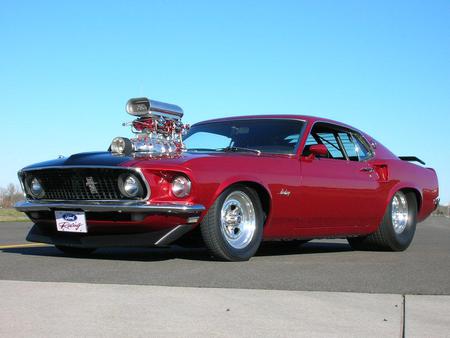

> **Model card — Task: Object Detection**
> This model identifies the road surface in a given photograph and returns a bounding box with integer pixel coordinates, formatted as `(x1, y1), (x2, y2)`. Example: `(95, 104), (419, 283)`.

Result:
(1, 217), (449, 295)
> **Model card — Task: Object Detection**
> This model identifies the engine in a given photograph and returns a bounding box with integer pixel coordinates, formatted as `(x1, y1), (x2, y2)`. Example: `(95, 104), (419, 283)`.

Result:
(110, 97), (190, 156)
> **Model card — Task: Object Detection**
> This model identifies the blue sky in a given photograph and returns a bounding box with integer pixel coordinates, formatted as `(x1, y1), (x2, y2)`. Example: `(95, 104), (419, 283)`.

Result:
(1, 0), (449, 203)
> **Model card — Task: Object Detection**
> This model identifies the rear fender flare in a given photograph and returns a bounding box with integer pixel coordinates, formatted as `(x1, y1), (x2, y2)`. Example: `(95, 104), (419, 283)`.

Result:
(384, 182), (423, 214)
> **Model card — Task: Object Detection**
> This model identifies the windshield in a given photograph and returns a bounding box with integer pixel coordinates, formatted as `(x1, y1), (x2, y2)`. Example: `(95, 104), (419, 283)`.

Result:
(183, 119), (305, 154)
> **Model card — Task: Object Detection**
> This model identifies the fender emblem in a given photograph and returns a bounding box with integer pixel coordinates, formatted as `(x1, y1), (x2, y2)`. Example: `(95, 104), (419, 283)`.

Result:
(85, 177), (99, 194)
(279, 189), (291, 196)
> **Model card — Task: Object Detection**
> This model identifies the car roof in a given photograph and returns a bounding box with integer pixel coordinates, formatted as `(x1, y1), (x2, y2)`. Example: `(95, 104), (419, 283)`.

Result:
(193, 114), (359, 132)
(189, 114), (397, 159)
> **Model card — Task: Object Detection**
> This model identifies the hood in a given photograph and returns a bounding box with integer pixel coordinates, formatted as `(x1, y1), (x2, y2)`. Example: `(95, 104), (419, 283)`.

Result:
(22, 151), (234, 170)
(23, 152), (133, 170)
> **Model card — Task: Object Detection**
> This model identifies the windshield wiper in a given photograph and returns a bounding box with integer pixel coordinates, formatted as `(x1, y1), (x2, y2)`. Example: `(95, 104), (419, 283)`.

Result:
(187, 148), (220, 152)
(220, 146), (261, 155)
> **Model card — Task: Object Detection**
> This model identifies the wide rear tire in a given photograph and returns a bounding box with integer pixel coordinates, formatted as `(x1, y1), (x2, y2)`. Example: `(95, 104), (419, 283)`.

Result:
(200, 185), (264, 261)
(348, 191), (417, 251)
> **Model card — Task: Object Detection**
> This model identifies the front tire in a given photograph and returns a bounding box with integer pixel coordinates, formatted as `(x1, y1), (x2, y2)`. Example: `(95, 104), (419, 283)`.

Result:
(348, 191), (417, 251)
(200, 185), (264, 261)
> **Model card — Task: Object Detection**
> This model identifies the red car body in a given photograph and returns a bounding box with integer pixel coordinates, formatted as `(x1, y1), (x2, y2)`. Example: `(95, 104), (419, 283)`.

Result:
(15, 114), (439, 258)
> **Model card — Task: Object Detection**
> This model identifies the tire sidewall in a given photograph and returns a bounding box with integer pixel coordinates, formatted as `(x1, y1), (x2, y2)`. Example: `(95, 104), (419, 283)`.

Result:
(213, 185), (264, 260)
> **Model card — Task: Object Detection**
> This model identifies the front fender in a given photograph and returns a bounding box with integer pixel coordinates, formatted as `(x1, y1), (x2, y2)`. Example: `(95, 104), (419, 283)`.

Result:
(210, 176), (272, 208)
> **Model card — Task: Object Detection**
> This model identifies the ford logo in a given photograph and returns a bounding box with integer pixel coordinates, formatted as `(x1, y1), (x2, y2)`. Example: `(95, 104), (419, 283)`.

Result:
(62, 213), (77, 222)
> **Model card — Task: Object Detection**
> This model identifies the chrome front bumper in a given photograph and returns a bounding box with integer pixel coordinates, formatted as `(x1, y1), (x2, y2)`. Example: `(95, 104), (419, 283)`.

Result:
(15, 201), (205, 214)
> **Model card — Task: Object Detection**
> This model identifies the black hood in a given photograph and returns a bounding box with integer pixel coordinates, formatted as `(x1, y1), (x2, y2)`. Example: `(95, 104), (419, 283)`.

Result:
(23, 152), (133, 170)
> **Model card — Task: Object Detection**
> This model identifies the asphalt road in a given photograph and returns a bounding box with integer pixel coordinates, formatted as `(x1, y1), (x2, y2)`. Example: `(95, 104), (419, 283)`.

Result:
(1, 217), (449, 295)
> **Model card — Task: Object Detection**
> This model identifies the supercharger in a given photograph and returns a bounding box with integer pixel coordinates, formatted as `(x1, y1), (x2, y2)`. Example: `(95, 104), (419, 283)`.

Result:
(110, 97), (189, 156)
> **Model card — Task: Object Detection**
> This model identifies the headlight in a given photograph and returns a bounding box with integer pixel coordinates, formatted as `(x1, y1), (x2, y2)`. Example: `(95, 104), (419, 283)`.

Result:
(111, 137), (133, 155)
(171, 176), (191, 198)
(26, 177), (45, 198)
(118, 174), (144, 198)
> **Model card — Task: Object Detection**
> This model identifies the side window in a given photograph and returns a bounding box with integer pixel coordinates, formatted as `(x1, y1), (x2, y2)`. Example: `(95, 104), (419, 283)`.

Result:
(305, 134), (318, 146)
(302, 134), (319, 156)
(337, 131), (372, 161)
(352, 133), (372, 161)
(316, 132), (345, 159)
(302, 124), (345, 160)
(338, 132), (359, 161)
(302, 123), (373, 161)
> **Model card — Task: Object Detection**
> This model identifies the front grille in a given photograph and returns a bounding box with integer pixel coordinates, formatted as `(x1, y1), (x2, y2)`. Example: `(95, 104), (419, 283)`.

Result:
(22, 167), (147, 201)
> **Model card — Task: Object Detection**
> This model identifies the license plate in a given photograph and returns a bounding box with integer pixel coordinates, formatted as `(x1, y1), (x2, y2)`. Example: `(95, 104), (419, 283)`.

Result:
(55, 211), (88, 233)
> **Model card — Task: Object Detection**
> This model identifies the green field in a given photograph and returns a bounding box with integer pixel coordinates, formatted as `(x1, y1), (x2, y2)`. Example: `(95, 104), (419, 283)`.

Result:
(0, 208), (29, 222)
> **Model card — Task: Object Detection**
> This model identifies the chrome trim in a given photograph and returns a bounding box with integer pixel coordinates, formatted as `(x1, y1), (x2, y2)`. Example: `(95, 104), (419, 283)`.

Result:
(154, 224), (193, 246)
(126, 97), (184, 118)
(17, 171), (27, 199)
(14, 201), (205, 214)
(193, 116), (307, 126)
(18, 166), (151, 202)
(360, 167), (375, 173)
(187, 216), (200, 223)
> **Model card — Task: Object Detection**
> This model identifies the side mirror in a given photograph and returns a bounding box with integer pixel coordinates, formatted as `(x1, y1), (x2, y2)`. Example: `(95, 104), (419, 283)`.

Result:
(308, 144), (328, 158)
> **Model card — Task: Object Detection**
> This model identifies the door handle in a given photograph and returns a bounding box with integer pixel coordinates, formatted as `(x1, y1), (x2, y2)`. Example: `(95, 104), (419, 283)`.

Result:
(360, 167), (374, 173)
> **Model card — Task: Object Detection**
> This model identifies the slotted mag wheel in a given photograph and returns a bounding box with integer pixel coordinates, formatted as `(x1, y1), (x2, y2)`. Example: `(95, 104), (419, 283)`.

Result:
(220, 191), (256, 249)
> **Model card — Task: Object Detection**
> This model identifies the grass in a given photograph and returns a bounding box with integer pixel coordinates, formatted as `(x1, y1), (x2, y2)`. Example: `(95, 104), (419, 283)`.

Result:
(0, 208), (29, 222)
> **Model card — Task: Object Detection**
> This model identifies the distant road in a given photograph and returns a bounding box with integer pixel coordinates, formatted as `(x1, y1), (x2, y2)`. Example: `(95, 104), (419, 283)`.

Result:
(1, 217), (449, 295)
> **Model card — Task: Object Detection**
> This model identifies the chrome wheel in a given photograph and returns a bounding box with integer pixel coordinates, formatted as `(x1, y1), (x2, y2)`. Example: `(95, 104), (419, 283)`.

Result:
(391, 191), (409, 234)
(220, 191), (256, 249)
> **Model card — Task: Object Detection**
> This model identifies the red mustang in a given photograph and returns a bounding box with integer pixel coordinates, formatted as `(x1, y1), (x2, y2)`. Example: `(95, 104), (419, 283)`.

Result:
(15, 98), (439, 261)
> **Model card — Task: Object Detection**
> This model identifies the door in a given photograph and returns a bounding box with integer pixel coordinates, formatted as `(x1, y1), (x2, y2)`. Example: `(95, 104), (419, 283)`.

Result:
(297, 123), (384, 232)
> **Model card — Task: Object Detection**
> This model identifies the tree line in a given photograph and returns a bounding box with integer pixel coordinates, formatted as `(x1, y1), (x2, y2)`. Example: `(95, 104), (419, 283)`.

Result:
(0, 184), (24, 208)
